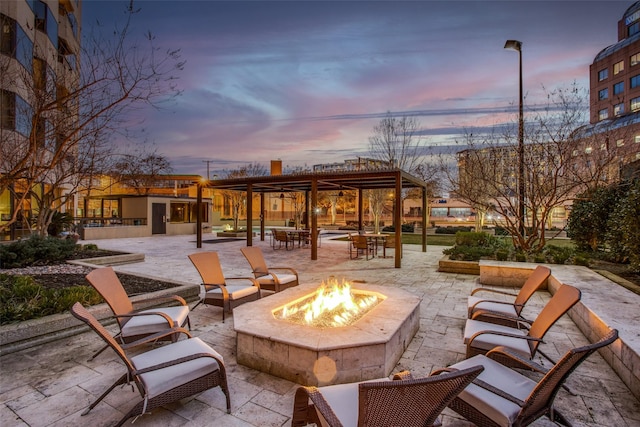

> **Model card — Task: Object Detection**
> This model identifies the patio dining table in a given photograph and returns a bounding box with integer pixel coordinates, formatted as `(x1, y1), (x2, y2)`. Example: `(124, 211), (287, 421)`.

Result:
(361, 233), (387, 257)
(286, 229), (311, 248)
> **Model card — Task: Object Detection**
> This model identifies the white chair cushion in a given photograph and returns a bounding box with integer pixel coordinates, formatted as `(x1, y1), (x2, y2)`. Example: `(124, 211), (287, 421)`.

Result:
(121, 305), (190, 337)
(315, 377), (390, 427)
(205, 284), (259, 301)
(468, 296), (518, 317)
(464, 319), (531, 358)
(257, 273), (297, 285)
(448, 355), (536, 427)
(131, 337), (222, 399)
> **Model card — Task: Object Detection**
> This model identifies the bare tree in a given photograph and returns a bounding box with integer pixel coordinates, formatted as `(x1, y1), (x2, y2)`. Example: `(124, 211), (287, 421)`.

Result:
(1, 4), (184, 236)
(368, 112), (429, 229)
(220, 163), (268, 231)
(114, 145), (173, 195)
(441, 83), (628, 253)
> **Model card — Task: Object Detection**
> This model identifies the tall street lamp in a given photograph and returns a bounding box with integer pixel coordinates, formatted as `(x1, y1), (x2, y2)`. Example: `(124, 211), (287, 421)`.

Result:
(504, 39), (525, 238)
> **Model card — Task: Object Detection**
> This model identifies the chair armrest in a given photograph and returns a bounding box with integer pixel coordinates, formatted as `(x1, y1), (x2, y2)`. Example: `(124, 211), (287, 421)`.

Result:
(132, 294), (188, 308)
(225, 277), (261, 290)
(470, 309), (531, 327)
(468, 329), (543, 349)
(470, 288), (518, 297)
(121, 327), (192, 350)
(392, 370), (413, 380)
(133, 351), (225, 375)
(292, 386), (341, 427)
(269, 267), (299, 276)
(114, 311), (175, 326)
(486, 346), (549, 373)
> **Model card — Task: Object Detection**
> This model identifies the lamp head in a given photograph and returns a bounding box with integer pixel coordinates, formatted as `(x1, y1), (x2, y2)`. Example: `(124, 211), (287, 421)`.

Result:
(504, 39), (522, 51)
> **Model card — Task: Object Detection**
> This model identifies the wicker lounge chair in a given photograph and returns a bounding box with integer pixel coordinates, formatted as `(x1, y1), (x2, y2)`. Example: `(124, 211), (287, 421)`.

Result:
(240, 246), (299, 292)
(291, 366), (483, 427)
(464, 284), (581, 369)
(85, 266), (191, 360)
(188, 251), (261, 322)
(436, 329), (618, 427)
(468, 265), (551, 327)
(71, 302), (230, 426)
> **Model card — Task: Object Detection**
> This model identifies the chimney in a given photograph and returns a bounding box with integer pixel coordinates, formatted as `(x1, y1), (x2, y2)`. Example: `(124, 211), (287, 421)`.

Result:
(271, 159), (282, 176)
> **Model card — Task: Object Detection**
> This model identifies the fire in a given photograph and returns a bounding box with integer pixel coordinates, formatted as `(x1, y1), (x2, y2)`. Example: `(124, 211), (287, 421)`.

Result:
(272, 277), (385, 328)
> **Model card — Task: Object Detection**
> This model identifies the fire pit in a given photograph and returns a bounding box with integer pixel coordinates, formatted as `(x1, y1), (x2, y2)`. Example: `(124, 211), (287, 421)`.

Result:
(233, 281), (420, 386)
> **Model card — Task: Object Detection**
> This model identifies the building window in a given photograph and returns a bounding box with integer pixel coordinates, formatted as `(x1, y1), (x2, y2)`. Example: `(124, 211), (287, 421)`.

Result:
(598, 108), (608, 121)
(33, 1), (58, 48)
(614, 103), (624, 116)
(635, 135), (640, 143)
(598, 68), (609, 81)
(632, 53), (640, 66)
(598, 88), (608, 100)
(632, 96), (640, 111)
(1, 14), (34, 72)
(614, 60), (625, 75)
(632, 75), (640, 88)
(630, 21), (640, 37)
(613, 81), (624, 95)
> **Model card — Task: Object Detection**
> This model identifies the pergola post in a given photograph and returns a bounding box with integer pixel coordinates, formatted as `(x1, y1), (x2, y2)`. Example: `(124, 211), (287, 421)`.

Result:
(394, 172), (402, 268)
(422, 187), (427, 252)
(311, 178), (318, 260)
(246, 183), (253, 246)
(259, 192), (265, 241)
(196, 183), (203, 248)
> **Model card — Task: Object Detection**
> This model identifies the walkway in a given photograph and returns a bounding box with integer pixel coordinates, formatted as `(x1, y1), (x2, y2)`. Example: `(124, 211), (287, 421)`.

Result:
(0, 234), (638, 426)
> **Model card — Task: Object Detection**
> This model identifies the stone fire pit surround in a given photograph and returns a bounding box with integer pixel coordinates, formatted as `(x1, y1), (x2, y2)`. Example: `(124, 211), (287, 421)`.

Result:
(233, 283), (421, 386)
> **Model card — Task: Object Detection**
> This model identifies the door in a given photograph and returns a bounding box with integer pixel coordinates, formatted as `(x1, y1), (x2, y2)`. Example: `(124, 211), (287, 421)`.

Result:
(152, 203), (166, 235)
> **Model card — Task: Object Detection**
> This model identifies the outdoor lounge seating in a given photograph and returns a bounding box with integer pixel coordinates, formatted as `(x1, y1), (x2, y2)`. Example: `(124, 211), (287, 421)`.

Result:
(188, 251), (261, 322)
(273, 229), (294, 250)
(436, 329), (618, 427)
(464, 284), (581, 368)
(468, 265), (551, 327)
(85, 266), (191, 359)
(349, 234), (374, 260)
(291, 365), (483, 427)
(240, 246), (299, 292)
(70, 302), (231, 426)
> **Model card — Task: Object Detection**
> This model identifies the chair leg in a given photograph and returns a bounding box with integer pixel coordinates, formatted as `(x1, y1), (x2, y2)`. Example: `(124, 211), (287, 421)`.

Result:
(82, 373), (129, 416)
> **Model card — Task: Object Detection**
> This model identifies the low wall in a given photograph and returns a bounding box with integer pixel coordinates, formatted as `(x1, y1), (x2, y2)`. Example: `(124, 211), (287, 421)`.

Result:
(479, 260), (640, 400)
(0, 283), (199, 355)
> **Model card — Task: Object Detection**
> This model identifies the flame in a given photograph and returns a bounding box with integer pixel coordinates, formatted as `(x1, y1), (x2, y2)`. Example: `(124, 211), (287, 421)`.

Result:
(274, 277), (384, 328)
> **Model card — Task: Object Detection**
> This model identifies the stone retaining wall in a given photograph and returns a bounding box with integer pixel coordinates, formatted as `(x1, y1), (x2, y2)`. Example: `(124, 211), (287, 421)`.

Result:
(479, 260), (640, 400)
(0, 283), (199, 355)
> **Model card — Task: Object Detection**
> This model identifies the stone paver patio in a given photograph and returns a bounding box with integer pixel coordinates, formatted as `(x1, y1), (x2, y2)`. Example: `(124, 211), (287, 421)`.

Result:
(1, 233), (638, 426)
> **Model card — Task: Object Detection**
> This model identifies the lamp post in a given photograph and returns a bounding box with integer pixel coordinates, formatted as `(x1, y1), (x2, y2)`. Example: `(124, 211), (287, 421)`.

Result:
(504, 39), (525, 238)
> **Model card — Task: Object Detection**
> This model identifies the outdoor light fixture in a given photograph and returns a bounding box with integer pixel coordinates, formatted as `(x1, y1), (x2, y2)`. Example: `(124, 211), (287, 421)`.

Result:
(279, 193), (285, 199)
(338, 190), (344, 197)
(504, 39), (525, 238)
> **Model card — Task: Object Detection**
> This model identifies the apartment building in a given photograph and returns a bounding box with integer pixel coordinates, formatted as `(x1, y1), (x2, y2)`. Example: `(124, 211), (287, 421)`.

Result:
(591, 1), (640, 123)
(1, 0), (82, 240)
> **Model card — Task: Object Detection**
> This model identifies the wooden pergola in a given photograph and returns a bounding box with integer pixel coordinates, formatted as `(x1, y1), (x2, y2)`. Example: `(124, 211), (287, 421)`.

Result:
(196, 168), (429, 268)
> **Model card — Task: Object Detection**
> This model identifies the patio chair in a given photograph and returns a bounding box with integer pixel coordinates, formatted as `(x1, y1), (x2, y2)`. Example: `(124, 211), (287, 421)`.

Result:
(464, 284), (581, 370)
(240, 246), (299, 292)
(436, 328), (618, 427)
(291, 365), (483, 427)
(85, 267), (191, 360)
(273, 229), (294, 250)
(381, 234), (396, 258)
(188, 251), (261, 322)
(350, 234), (374, 260)
(468, 265), (551, 327)
(70, 302), (231, 426)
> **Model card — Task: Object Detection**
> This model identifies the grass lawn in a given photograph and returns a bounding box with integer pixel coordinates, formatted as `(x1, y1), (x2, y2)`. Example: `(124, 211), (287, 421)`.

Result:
(337, 233), (575, 249)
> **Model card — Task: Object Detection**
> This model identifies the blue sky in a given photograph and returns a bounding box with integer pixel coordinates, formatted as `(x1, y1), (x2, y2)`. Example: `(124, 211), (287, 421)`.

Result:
(82, 0), (630, 176)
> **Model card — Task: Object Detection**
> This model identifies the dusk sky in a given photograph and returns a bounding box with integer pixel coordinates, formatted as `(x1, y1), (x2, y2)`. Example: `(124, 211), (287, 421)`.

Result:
(82, 1), (630, 177)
